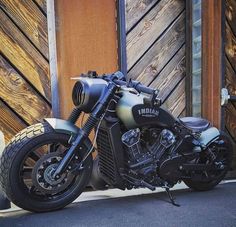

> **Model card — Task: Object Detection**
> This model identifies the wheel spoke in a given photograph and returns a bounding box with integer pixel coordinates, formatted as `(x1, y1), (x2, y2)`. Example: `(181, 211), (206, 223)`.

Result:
(28, 151), (41, 162)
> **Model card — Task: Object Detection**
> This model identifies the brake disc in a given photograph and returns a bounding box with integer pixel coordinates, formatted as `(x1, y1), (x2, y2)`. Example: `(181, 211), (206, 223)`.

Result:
(32, 152), (74, 195)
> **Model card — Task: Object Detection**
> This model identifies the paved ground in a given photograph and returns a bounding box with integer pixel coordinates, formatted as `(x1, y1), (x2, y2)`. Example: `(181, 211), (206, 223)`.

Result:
(0, 182), (236, 227)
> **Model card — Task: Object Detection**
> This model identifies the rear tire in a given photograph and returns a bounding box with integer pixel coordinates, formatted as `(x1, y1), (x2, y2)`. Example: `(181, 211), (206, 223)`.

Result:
(0, 123), (93, 212)
(183, 132), (233, 191)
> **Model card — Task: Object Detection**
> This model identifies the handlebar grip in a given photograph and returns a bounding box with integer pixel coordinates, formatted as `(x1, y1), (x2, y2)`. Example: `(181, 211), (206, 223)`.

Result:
(135, 84), (155, 95)
(113, 79), (126, 86)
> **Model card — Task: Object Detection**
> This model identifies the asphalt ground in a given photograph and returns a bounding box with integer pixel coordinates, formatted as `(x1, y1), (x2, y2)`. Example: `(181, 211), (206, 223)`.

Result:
(0, 181), (235, 227)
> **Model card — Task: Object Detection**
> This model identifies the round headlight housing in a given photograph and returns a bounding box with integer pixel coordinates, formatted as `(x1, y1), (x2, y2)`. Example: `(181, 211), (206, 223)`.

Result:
(72, 78), (108, 113)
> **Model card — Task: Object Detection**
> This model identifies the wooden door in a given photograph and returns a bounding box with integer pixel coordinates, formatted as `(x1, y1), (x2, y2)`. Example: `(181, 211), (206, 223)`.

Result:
(225, 0), (236, 170)
(54, 0), (118, 119)
(125, 0), (186, 117)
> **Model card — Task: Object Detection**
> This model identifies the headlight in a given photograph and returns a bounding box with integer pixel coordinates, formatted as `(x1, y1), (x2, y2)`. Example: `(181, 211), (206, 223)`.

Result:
(72, 81), (85, 107)
(72, 78), (108, 113)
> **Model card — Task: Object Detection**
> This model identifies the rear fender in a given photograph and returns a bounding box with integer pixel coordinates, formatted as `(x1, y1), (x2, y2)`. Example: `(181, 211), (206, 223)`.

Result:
(198, 127), (220, 147)
(43, 118), (92, 149)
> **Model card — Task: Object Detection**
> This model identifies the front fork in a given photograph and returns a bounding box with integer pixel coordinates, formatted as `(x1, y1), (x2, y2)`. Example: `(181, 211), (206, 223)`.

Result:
(52, 82), (117, 178)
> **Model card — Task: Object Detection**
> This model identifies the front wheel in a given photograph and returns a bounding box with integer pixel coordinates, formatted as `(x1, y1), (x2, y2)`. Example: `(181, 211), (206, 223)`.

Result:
(183, 132), (233, 191)
(0, 123), (93, 212)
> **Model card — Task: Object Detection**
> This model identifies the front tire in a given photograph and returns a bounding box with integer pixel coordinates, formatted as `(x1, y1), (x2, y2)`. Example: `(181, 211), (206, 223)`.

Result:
(0, 123), (93, 212)
(183, 132), (233, 191)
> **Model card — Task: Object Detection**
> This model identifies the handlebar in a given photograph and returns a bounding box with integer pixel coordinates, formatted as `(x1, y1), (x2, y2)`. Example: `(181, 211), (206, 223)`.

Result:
(113, 79), (156, 95)
(84, 71), (161, 106)
(109, 72), (156, 95)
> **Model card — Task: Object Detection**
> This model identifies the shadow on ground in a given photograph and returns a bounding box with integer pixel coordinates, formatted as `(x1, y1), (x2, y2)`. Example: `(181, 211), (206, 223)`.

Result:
(0, 183), (236, 227)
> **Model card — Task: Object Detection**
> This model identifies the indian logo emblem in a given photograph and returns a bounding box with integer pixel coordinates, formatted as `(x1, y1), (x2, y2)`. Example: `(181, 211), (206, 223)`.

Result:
(138, 108), (159, 117)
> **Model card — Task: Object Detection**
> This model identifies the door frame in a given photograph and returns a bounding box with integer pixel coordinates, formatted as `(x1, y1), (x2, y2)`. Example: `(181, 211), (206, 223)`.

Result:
(186, 0), (225, 129)
(201, 0), (225, 129)
(47, 0), (127, 118)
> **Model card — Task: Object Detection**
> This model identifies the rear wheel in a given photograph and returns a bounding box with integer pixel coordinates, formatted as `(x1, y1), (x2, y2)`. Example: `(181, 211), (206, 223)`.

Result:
(183, 132), (233, 191)
(0, 123), (93, 212)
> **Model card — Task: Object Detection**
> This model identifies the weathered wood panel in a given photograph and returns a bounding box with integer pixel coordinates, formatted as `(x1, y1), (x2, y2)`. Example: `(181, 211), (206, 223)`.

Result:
(126, 0), (186, 117)
(225, 22), (236, 72)
(226, 0), (236, 36)
(0, 9), (51, 102)
(225, 58), (236, 98)
(162, 79), (186, 117)
(0, 1), (50, 143)
(150, 45), (185, 102)
(128, 12), (185, 85)
(0, 0), (48, 59)
(225, 0), (236, 169)
(126, 0), (184, 70)
(0, 100), (27, 142)
(225, 102), (236, 142)
(125, 0), (158, 32)
(34, 0), (47, 14)
(0, 55), (51, 124)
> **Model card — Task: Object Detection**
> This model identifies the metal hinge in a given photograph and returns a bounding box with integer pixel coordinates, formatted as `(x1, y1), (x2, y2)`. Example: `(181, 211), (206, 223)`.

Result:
(221, 88), (236, 106)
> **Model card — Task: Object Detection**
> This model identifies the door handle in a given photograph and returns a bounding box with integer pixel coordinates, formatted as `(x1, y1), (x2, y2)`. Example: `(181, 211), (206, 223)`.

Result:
(221, 88), (236, 106)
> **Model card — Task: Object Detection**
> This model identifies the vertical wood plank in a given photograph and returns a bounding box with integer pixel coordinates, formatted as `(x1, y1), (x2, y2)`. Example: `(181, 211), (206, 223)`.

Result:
(202, 0), (222, 128)
(55, 0), (118, 119)
(47, 0), (60, 117)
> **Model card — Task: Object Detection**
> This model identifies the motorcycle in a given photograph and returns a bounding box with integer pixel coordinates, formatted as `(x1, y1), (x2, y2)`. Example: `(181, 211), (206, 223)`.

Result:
(0, 71), (233, 212)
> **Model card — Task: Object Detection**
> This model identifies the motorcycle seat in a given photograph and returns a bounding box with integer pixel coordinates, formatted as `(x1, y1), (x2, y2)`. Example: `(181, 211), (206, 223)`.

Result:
(179, 117), (211, 132)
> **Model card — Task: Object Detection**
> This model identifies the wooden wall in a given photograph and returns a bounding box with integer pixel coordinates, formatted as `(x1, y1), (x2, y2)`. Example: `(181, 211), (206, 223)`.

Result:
(0, 0), (186, 143)
(126, 0), (186, 117)
(225, 0), (236, 169)
(0, 0), (51, 142)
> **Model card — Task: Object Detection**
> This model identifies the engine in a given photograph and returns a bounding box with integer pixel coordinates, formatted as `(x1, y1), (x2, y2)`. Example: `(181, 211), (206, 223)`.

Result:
(121, 128), (176, 180)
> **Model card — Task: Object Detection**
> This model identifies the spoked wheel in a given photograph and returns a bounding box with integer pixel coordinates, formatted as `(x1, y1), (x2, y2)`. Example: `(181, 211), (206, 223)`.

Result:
(0, 123), (93, 212)
(183, 132), (233, 191)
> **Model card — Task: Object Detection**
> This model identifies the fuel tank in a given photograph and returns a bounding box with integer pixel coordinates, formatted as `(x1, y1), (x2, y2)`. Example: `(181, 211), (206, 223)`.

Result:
(116, 90), (176, 129)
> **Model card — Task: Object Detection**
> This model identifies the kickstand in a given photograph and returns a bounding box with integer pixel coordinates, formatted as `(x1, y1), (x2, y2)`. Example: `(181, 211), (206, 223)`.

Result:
(165, 188), (180, 207)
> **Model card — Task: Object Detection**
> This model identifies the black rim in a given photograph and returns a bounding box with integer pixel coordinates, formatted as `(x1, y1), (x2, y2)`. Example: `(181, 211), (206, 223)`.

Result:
(18, 136), (83, 202)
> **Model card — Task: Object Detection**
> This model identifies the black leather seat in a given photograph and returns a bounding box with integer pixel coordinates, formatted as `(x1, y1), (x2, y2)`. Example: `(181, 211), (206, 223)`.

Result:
(179, 117), (211, 132)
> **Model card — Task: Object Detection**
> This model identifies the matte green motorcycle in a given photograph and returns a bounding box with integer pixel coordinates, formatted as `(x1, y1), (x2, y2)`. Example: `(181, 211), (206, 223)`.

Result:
(0, 71), (233, 212)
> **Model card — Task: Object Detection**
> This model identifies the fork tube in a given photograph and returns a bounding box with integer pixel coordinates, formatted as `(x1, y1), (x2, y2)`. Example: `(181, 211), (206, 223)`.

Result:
(53, 82), (117, 178)
(67, 107), (82, 124)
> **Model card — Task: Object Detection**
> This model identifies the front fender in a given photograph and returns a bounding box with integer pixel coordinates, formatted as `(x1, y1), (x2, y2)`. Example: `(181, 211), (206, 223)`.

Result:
(43, 118), (92, 149)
